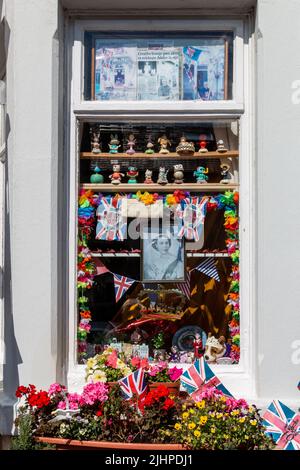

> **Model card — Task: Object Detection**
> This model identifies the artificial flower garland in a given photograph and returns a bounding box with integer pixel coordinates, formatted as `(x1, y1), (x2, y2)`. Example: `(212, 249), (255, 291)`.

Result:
(77, 189), (240, 363)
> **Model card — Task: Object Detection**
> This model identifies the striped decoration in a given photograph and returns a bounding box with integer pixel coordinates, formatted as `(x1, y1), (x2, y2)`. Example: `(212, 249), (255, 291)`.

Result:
(175, 270), (191, 299)
(193, 258), (220, 282)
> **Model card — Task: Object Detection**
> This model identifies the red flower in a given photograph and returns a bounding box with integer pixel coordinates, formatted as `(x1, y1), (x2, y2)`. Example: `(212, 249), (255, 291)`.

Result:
(162, 398), (175, 410)
(155, 385), (170, 399)
(15, 386), (29, 398)
(28, 390), (50, 409)
(96, 409), (103, 417)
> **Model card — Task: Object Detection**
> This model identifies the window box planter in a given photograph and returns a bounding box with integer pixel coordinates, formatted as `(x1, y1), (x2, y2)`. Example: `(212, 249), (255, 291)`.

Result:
(148, 382), (180, 396)
(35, 437), (184, 451)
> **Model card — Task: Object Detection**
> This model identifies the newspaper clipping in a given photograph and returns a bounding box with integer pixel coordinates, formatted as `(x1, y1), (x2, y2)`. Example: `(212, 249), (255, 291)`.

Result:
(137, 48), (180, 100)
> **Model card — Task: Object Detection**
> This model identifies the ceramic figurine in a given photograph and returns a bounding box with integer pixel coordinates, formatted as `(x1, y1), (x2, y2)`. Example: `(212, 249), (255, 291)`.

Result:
(109, 134), (121, 154)
(169, 345), (180, 362)
(220, 163), (233, 184)
(194, 166), (209, 183)
(109, 164), (124, 185)
(217, 139), (228, 153)
(173, 164), (184, 184)
(127, 166), (139, 184)
(157, 166), (169, 185)
(126, 133), (136, 155)
(176, 136), (195, 156)
(193, 333), (204, 359)
(90, 126), (101, 154)
(145, 137), (155, 154)
(90, 165), (104, 184)
(198, 133), (208, 153)
(144, 169), (153, 184)
(158, 134), (171, 154)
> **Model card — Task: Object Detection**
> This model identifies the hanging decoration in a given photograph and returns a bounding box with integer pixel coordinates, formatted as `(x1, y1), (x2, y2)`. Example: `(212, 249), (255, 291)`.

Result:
(96, 196), (127, 241)
(193, 258), (220, 282)
(113, 273), (137, 303)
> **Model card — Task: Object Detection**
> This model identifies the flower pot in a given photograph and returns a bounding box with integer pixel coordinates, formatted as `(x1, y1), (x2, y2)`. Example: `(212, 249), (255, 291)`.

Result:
(148, 382), (180, 396)
(35, 437), (184, 451)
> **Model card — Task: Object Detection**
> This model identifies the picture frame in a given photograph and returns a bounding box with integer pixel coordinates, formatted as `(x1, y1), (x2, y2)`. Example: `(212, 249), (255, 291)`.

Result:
(141, 225), (185, 283)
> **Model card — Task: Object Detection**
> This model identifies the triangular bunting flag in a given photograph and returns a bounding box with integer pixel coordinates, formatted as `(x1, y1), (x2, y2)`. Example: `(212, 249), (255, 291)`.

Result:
(193, 258), (220, 282)
(113, 274), (136, 303)
(175, 270), (191, 299)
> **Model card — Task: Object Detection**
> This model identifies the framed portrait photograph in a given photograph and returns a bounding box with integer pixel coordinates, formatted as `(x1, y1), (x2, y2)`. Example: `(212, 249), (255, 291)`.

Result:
(141, 226), (185, 283)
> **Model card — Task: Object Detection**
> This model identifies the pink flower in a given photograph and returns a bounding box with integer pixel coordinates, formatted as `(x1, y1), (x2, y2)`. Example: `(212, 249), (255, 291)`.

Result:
(148, 366), (159, 377)
(140, 358), (149, 369)
(131, 357), (140, 368)
(157, 361), (168, 371)
(168, 366), (183, 382)
(106, 350), (118, 368)
(81, 382), (108, 406)
(48, 383), (66, 396)
(57, 401), (66, 410)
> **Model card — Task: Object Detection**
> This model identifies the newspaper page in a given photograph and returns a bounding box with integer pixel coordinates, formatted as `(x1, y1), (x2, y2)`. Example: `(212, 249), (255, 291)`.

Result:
(95, 45), (137, 100)
(137, 48), (180, 100)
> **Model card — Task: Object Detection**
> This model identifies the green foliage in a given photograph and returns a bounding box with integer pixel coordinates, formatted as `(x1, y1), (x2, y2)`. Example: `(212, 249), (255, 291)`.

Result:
(151, 332), (165, 349)
(11, 413), (54, 450)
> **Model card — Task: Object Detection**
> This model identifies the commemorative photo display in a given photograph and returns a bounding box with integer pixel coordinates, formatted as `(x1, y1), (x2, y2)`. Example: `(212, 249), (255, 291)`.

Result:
(93, 36), (230, 101)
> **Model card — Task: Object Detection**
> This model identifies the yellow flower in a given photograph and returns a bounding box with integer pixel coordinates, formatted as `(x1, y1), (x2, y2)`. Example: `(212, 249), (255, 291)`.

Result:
(188, 422), (196, 430)
(210, 427), (216, 434)
(239, 417), (246, 423)
(92, 371), (107, 382)
(86, 358), (97, 369)
(231, 410), (239, 416)
(224, 434), (229, 439)
(250, 419), (257, 426)
(174, 423), (181, 431)
(216, 413), (223, 419)
(196, 400), (205, 409)
(220, 396), (227, 402)
(182, 412), (189, 420)
(182, 404), (186, 411)
(199, 416), (208, 426)
(249, 406), (254, 413)
(189, 408), (195, 414)
(194, 430), (201, 438)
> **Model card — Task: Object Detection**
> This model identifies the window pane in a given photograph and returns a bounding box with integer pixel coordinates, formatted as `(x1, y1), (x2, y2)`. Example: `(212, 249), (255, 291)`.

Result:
(77, 120), (240, 366)
(85, 33), (233, 101)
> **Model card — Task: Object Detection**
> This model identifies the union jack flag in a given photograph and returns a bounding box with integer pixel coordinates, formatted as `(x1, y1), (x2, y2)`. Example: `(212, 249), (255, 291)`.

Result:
(183, 46), (202, 61)
(118, 368), (148, 403)
(113, 274), (136, 303)
(180, 358), (233, 397)
(262, 400), (300, 450)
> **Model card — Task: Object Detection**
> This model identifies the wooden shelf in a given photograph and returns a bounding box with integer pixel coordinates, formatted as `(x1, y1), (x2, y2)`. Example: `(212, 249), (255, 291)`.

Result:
(81, 183), (239, 192)
(80, 151), (239, 160)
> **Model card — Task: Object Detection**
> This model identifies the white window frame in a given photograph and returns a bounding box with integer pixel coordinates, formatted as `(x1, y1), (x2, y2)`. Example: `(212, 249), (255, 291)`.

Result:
(66, 17), (256, 399)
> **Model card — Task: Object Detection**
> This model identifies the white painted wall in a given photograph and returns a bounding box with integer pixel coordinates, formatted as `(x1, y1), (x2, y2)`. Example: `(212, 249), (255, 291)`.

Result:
(0, 0), (64, 434)
(256, 0), (300, 403)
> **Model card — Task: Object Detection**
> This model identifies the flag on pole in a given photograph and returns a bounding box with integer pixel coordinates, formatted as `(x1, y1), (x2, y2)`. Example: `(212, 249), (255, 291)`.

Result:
(193, 258), (220, 282)
(118, 369), (148, 404)
(262, 400), (300, 450)
(180, 358), (233, 397)
(113, 274), (136, 302)
(175, 270), (191, 299)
